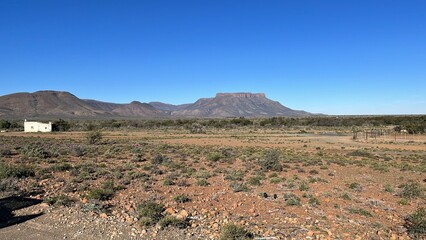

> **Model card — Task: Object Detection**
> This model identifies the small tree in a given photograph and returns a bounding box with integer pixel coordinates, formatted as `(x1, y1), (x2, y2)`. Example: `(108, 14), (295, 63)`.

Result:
(52, 119), (71, 131)
(0, 120), (11, 130)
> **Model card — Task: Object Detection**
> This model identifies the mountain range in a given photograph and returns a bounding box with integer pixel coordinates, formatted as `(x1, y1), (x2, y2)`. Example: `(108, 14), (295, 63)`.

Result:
(0, 91), (314, 119)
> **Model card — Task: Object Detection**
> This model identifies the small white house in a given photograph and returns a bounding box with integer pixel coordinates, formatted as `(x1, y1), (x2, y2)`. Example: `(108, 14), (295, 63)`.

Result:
(24, 120), (52, 133)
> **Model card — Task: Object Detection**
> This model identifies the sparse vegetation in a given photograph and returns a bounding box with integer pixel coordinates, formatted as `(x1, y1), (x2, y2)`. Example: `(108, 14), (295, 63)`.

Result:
(158, 215), (188, 229)
(173, 194), (191, 203)
(283, 193), (301, 206)
(137, 201), (165, 226)
(86, 130), (102, 144)
(404, 207), (426, 238)
(219, 223), (254, 240)
(0, 117), (425, 238)
(400, 181), (424, 199)
(258, 149), (283, 171)
(349, 207), (373, 217)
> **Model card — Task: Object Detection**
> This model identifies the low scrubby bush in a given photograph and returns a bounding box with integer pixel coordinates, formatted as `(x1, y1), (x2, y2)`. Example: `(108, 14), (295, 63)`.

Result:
(404, 207), (426, 238)
(220, 223), (254, 240)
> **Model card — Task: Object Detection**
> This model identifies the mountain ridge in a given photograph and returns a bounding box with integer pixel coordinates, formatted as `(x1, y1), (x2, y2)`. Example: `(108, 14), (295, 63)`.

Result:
(0, 90), (316, 119)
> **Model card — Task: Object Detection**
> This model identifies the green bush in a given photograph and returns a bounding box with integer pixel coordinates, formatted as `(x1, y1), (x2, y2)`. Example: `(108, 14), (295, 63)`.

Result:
(196, 179), (209, 186)
(400, 181), (424, 199)
(404, 207), (426, 238)
(299, 181), (309, 191)
(137, 201), (165, 226)
(230, 182), (249, 192)
(348, 207), (372, 217)
(173, 194), (191, 203)
(247, 176), (262, 186)
(347, 150), (373, 158)
(383, 184), (394, 193)
(207, 152), (223, 162)
(283, 193), (301, 206)
(258, 149), (283, 171)
(348, 182), (362, 191)
(308, 195), (320, 207)
(219, 223), (254, 240)
(44, 195), (74, 207)
(87, 188), (114, 201)
(86, 130), (102, 144)
(0, 163), (35, 179)
(87, 180), (117, 201)
(158, 216), (188, 229)
(50, 162), (73, 172)
(151, 154), (165, 165)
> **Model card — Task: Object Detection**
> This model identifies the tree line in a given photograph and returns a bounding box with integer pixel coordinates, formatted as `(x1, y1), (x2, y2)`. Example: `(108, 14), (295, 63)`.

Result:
(0, 115), (425, 133)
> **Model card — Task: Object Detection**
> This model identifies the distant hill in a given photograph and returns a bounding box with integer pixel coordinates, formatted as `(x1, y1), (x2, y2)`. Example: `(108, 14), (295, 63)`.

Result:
(171, 93), (312, 118)
(0, 91), (166, 118)
(148, 102), (191, 112)
(0, 91), (315, 119)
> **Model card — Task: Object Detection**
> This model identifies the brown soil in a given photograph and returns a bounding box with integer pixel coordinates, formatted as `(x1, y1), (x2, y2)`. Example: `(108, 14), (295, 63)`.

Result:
(0, 129), (425, 239)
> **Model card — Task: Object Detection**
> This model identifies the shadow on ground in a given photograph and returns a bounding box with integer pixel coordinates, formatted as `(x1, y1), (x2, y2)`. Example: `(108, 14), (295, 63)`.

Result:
(0, 196), (43, 229)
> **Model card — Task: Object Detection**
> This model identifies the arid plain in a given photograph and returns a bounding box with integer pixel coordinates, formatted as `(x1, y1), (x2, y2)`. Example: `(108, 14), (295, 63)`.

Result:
(1, 126), (425, 239)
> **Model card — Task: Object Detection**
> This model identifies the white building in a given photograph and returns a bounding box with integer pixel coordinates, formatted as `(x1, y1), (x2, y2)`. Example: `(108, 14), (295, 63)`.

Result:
(24, 120), (52, 133)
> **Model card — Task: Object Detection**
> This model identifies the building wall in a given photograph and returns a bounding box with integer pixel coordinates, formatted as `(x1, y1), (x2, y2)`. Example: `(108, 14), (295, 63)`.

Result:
(24, 121), (52, 132)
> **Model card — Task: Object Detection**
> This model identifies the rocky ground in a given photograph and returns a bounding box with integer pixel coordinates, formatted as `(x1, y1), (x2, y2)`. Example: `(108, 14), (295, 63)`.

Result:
(0, 129), (425, 239)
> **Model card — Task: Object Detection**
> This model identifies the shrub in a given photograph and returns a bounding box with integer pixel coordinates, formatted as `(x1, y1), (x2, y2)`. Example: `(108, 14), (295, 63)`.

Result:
(158, 216), (188, 229)
(347, 150), (373, 158)
(384, 184), (394, 193)
(258, 149), (283, 171)
(247, 176), (262, 186)
(189, 123), (206, 134)
(52, 119), (71, 131)
(0, 148), (13, 157)
(70, 145), (85, 157)
(0, 163), (35, 179)
(400, 181), (424, 199)
(348, 182), (362, 191)
(163, 177), (175, 186)
(86, 130), (102, 144)
(44, 195), (74, 207)
(219, 223), (254, 240)
(151, 154), (165, 165)
(225, 171), (245, 181)
(283, 193), (301, 206)
(340, 193), (351, 200)
(196, 179), (209, 186)
(404, 207), (426, 238)
(308, 195), (320, 207)
(269, 177), (283, 184)
(20, 145), (51, 159)
(207, 152), (223, 162)
(173, 194), (191, 203)
(0, 177), (18, 193)
(137, 201), (165, 226)
(230, 182), (249, 192)
(87, 180), (117, 201)
(348, 207), (372, 217)
(299, 181), (309, 191)
(87, 188), (114, 201)
(51, 162), (73, 172)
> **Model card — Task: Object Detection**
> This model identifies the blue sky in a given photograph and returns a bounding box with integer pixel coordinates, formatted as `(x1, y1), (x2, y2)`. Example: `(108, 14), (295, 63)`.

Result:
(0, 0), (425, 115)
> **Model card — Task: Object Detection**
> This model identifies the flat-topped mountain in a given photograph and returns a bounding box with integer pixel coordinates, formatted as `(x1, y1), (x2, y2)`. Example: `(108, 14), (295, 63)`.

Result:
(171, 92), (312, 118)
(0, 91), (315, 119)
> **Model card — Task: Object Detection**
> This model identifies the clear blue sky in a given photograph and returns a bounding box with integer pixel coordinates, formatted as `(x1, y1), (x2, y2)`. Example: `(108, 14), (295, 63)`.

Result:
(1, 0), (425, 115)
